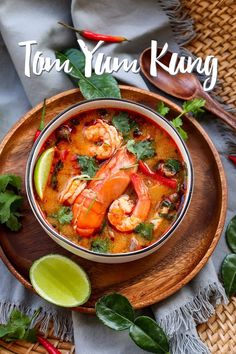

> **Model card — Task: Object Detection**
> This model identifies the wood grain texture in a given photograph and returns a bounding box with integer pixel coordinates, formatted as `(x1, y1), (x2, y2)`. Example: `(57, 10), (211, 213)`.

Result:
(0, 86), (227, 313)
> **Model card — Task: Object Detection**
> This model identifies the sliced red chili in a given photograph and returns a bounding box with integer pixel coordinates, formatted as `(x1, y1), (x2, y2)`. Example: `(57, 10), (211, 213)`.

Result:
(138, 161), (177, 189)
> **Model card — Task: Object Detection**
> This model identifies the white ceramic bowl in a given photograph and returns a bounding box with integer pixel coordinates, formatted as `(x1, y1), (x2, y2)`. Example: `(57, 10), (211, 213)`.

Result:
(26, 98), (193, 263)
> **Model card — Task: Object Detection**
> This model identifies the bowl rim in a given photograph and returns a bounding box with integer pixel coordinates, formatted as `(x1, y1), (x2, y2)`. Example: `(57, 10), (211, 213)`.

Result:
(25, 98), (194, 258)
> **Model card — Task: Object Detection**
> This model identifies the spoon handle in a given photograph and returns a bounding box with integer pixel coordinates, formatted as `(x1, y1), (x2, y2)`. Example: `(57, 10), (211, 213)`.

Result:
(200, 90), (236, 131)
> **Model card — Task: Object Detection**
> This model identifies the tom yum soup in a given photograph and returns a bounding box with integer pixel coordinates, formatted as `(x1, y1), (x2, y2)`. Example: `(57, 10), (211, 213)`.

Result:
(34, 108), (187, 254)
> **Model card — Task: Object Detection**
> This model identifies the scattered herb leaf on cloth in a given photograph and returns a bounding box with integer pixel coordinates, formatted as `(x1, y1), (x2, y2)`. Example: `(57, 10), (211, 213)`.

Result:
(226, 215), (236, 253)
(77, 155), (99, 177)
(130, 316), (170, 354)
(95, 293), (169, 353)
(0, 174), (23, 231)
(127, 140), (155, 161)
(56, 48), (121, 99)
(95, 293), (134, 330)
(221, 254), (236, 297)
(0, 309), (37, 343)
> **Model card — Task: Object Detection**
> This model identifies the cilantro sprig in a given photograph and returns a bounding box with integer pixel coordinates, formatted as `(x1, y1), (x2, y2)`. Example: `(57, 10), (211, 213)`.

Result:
(156, 98), (206, 141)
(0, 309), (39, 343)
(51, 206), (73, 225)
(112, 112), (138, 136)
(0, 174), (23, 231)
(77, 155), (99, 177)
(127, 140), (155, 161)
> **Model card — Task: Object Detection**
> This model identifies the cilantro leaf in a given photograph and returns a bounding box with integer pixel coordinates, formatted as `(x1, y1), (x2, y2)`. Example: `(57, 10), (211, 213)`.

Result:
(134, 222), (154, 240)
(6, 213), (22, 231)
(0, 175), (23, 232)
(53, 206), (73, 225)
(182, 98), (205, 117)
(171, 117), (188, 141)
(91, 237), (109, 253)
(164, 159), (181, 174)
(0, 309), (38, 343)
(127, 140), (155, 161)
(112, 112), (139, 137)
(77, 155), (99, 177)
(0, 192), (23, 224)
(112, 112), (130, 134)
(156, 102), (170, 117)
(0, 174), (22, 193)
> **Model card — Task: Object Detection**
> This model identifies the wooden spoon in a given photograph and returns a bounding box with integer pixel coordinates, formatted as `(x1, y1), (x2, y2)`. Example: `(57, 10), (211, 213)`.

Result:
(140, 47), (236, 130)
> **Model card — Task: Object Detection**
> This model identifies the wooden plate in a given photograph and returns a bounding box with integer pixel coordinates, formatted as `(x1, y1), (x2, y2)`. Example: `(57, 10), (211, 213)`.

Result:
(0, 86), (227, 313)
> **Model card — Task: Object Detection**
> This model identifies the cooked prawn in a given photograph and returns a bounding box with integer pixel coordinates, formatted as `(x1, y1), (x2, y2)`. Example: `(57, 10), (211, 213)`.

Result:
(108, 173), (151, 232)
(59, 175), (87, 205)
(72, 147), (137, 237)
(83, 119), (122, 160)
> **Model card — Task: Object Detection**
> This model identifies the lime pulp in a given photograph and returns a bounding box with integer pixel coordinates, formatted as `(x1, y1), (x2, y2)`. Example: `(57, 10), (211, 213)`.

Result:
(30, 254), (91, 307)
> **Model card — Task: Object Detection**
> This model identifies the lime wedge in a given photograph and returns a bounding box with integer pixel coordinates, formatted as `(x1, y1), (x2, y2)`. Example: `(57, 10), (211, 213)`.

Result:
(34, 147), (55, 200)
(30, 255), (91, 307)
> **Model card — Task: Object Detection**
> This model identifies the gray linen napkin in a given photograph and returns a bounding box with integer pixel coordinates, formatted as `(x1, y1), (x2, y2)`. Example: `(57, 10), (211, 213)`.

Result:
(0, 0), (233, 353)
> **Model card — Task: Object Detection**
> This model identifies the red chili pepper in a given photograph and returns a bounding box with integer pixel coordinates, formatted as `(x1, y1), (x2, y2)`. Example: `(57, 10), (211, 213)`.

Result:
(34, 98), (47, 142)
(58, 21), (128, 43)
(228, 155), (236, 165)
(138, 160), (177, 189)
(37, 336), (62, 354)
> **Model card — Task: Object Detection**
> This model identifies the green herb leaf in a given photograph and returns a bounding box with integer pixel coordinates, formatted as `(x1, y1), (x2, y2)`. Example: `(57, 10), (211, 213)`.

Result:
(95, 293), (134, 330)
(182, 98), (206, 117)
(112, 112), (138, 136)
(171, 117), (188, 141)
(112, 112), (131, 134)
(0, 175), (23, 232)
(6, 213), (22, 232)
(0, 309), (38, 343)
(56, 49), (121, 99)
(0, 192), (22, 224)
(164, 159), (181, 174)
(0, 174), (22, 193)
(91, 237), (109, 253)
(134, 222), (154, 240)
(129, 316), (170, 354)
(156, 102), (170, 117)
(127, 140), (155, 161)
(77, 155), (99, 177)
(79, 73), (121, 99)
(226, 215), (236, 253)
(221, 254), (236, 297)
(53, 206), (73, 225)
(55, 49), (85, 79)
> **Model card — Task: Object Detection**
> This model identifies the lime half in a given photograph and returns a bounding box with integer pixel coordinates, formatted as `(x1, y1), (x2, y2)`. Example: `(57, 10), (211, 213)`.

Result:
(34, 147), (55, 200)
(30, 255), (91, 307)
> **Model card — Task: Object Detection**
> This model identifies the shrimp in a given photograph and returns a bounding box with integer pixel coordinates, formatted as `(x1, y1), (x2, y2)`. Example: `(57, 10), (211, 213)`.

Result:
(59, 175), (87, 205)
(72, 147), (137, 237)
(83, 119), (122, 160)
(108, 173), (151, 232)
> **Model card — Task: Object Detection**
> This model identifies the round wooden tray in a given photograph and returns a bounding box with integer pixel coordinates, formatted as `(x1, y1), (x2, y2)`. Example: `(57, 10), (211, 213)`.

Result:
(0, 86), (227, 314)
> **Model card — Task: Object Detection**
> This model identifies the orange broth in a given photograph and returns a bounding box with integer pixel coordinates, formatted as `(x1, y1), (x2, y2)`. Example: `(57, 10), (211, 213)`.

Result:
(36, 108), (187, 254)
